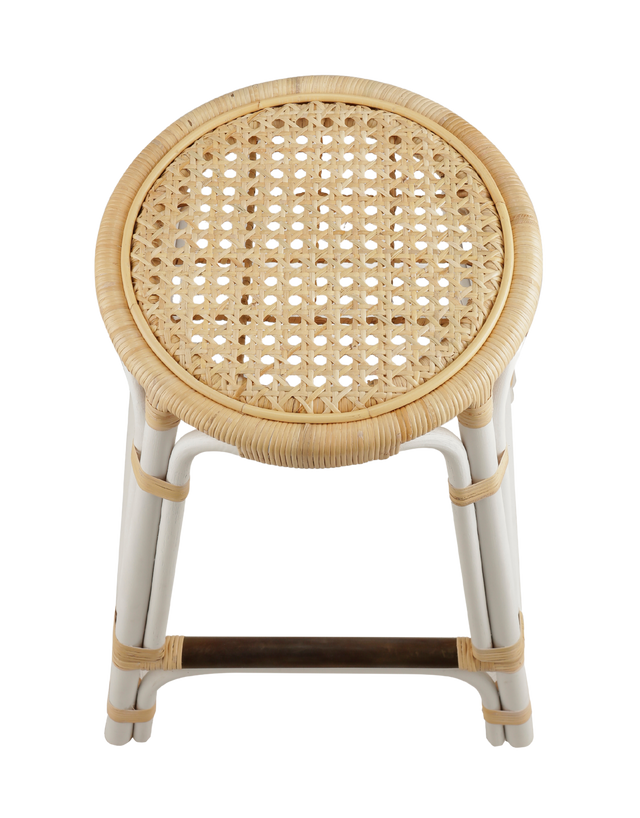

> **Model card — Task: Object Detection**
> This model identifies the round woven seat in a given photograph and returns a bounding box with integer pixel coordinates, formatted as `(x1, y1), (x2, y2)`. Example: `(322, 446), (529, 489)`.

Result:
(96, 76), (541, 467)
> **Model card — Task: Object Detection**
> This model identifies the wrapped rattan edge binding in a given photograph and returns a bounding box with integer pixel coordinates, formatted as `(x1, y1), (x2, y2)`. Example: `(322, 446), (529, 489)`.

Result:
(131, 444), (189, 502)
(483, 701), (532, 725)
(458, 398), (493, 429)
(107, 700), (156, 724)
(145, 399), (180, 431)
(449, 448), (509, 507)
(457, 612), (524, 673)
(457, 611), (533, 725)
(113, 633), (184, 671)
(107, 622), (185, 724)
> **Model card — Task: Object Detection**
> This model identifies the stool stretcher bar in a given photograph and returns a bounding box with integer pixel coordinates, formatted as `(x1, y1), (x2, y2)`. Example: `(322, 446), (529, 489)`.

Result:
(178, 635), (460, 669)
(113, 621), (524, 673)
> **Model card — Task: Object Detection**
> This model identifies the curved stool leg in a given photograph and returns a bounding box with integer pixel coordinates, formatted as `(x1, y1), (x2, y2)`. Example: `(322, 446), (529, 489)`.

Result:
(116, 371), (145, 592)
(459, 412), (533, 747)
(493, 353), (522, 605)
(132, 432), (238, 742)
(503, 376), (520, 595)
(104, 409), (178, 746)
(400, 429), (493, 651)
(400, 429), (505, 745)
(136, 428), (505, 745)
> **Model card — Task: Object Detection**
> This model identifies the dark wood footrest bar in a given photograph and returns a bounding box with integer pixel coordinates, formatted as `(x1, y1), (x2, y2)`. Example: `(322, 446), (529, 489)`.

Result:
(181, 636), (459, 670)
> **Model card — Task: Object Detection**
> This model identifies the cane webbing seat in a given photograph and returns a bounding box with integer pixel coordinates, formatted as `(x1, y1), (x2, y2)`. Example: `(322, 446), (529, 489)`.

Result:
(96, 76), (541, 467)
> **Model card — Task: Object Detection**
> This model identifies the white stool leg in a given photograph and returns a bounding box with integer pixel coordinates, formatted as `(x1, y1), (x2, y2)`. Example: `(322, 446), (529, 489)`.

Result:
(502, 386), (525, 719)
(503, 379), (520, 596)
(493, 357), (521, 605)
(459, 417), (533, 747)
(400, 428), (505, 747)
(132, 431), (238, 742)
(129, 425), (522, 746)
(116, 372), (145, 592)
(401, 430), (493, 650)
(105, 417), (178, 745)
(392, 428), (505, 747)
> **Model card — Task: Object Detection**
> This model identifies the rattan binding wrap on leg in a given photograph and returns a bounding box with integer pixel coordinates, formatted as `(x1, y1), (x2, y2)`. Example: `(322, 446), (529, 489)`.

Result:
(457, 612), (525, 673)
(449, 448), (509, 507)
(112, 621), (184, 671)
(107, 700), (157, 724)
(130, 446), (189, 502)
(109, 614), (182, 726)
(483, 701), (532, 726)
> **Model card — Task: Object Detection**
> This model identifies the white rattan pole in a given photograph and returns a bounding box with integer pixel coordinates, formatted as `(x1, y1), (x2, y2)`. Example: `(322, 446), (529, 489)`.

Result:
(105, 418), (178, 746)
(459, 420), (533, 747)
(492, 355), (522, 607)
(143, 431), (238, 646)
(132, 432), (238, 742)
(400, 428), (504, 745)
(400, 429), (493, 651)
(117, 372), (145, 592)
(503, 384), (520, 603)
(136, 666), (504, 746)
(503, 371), (524, 609)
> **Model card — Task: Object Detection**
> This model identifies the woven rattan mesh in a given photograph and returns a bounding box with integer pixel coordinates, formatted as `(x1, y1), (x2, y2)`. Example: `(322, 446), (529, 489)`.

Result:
(130, 101), (504, 415)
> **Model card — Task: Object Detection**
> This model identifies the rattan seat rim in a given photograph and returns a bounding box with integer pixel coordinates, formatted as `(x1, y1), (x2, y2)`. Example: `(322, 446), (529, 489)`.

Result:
(124, 97), (513, 423)
(96, 75), (542, 468)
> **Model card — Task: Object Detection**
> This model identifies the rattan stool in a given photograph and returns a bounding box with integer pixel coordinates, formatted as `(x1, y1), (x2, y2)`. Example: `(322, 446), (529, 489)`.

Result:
(96, 76), (541, 747)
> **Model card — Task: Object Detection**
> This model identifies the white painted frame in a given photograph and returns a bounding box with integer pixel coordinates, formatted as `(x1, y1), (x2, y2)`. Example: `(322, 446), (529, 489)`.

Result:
(105, 355), (532, 748)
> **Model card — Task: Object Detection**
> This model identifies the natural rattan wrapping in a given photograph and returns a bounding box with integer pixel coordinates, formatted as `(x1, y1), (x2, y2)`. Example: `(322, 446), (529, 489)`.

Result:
(96, 76), (542, 468)
(130, 102), (503, 415)
(107, 700), (157, 724)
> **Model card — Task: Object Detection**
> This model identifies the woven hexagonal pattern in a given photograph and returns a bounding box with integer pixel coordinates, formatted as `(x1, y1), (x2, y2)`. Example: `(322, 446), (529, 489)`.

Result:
(130, 101), (504, 415)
